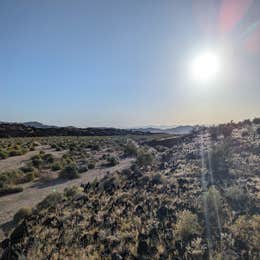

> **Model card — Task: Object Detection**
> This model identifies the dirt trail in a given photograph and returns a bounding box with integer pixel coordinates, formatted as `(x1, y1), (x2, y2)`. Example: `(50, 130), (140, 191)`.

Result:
(0, 146), (66, 173)
(0, 158), (133, 237)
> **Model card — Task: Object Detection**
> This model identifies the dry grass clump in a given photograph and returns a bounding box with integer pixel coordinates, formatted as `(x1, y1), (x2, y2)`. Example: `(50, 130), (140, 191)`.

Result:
(175, 210), (201, 240)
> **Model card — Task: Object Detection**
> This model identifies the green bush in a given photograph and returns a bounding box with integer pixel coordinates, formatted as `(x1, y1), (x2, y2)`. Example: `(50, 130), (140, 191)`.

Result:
(124, 141), (138, 156)
(20, 165), (34, 173)
(0, 150), (8, 159)
(13, 207), (32, 224)
(64, 186), (83, 198)
(225, 185), (252, 211)
(88, 161), (96, 169)
(137, 150), (154, 167)
(42, 153), (54, 164)
(31, 155), (43, 168)
(0, 175), (8, 188)
(51, 162), (61, 171)
(37, 192), (63, 210)
(107, 156), (119, 166)
(59, 164), (80, 179)
(19, 171), (36, 183)
(9, 149), (23, 157)
(78, 165), (88, 173)
(0, 171), (20, 186)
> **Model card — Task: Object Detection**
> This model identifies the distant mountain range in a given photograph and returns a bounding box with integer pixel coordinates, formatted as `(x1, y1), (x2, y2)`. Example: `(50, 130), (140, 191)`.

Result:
(0, 121), (194, 137)
(133, 125), (194, 135)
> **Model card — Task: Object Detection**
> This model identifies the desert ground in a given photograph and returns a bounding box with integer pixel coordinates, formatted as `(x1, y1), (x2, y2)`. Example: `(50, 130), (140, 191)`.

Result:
(0, 121), (259, 259)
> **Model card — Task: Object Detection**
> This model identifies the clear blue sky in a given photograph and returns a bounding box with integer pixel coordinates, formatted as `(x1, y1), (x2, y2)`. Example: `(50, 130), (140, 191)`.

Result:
(1, 0), (260, 127)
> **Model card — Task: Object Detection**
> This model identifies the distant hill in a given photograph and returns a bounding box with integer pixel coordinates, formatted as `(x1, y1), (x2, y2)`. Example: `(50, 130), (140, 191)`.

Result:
(133, 125), (194, 135)
(0, 123), (149, 138)
(22, 121), (58, 128)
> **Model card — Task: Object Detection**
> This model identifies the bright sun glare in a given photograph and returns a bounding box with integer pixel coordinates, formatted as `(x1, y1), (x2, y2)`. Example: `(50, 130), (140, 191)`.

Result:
(190, 51), (220, 82)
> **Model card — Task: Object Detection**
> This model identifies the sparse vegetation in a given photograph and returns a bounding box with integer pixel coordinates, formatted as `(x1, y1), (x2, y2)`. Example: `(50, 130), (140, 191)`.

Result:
(0, 122), (259, 259)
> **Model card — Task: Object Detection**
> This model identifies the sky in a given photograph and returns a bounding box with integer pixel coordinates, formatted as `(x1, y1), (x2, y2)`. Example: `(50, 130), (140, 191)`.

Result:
(0, 0), (260, 128)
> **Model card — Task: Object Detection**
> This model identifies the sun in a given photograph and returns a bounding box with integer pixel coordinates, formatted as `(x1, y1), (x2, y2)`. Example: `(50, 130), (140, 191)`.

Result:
(190, 50), (220, 82)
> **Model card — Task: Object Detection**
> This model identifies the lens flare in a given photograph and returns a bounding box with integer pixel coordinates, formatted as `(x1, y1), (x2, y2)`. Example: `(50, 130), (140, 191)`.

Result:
(190, 51), (220, 82)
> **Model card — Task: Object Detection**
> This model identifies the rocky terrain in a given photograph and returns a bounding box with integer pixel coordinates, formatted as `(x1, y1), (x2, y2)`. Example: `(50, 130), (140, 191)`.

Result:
(0, 120), (259, 259)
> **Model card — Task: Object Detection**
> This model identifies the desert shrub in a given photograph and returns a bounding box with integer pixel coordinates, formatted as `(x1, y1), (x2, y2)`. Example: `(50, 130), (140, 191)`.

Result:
(124, 141), (138, 156)
(13, 207), (32, 224)
(59, 164), (79, 179)
(0, 175), (7, 188)
(151, 173), (163, 185)
(19, 171), (36, 183)
(78, 165), (88, 173)
(91, 144), (100, 151)
(101, 177), (119, 194)
(61, 154), (74, 165)
(252, 117), (260, 124)
(225, 185), (252, 211)
(20, 165), (34, 173)
(42, 153), (54, 164)
(64, 186), (83, 198)
(51, 143), (58, 149)
(0, 186), (23, 197)
(106, 156), (119, 166)
(88, 161), (96, 169)
(51, 162), (61, 171)
(175, 210), (201, 240)
(241, 130), (249, 137)
(137, 150), (154, 167)
(31, 155), (43, 168)
(231, 215), (260, 257)
(9, 149), (23, 157)
(0, 150), (8, 159)
(0, 170), (20, 186)
(37, 192), (63, 210)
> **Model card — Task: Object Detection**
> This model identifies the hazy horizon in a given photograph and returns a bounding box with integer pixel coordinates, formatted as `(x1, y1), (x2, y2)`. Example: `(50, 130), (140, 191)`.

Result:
(1, 0), (260, 127)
